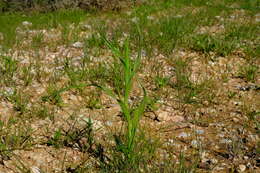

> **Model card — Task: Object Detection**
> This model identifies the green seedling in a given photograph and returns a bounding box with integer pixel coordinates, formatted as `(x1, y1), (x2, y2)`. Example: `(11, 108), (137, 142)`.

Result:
(31, 32), (44, 48)
(4, 89), (28, 115)
(0, 120), (33, 164)
(84, 91), (102, 110)
(0, 55), (18, 85)
(32, 105), (53, 119)
(146, 15), (193, 55)
(93, 35), (148, 165)
(154, 75), (170, 89)
(191, 34), (235, 56)
(170, 58), (214, 104)
(21, 64), (34, 86)
(47, 129), (63, 148)
(238, 64), (259, 82)
(46, 118), (95, 153)
(41, 84), (63, 105)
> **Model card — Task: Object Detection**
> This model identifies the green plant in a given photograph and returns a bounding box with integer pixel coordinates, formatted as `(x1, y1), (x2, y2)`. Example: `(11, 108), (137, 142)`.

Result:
(31, 32), (44, 48)
(0, 55), (18, 85)
(171, 58), (199, 104)
(0, 8), (88, 48)
(46, 128), (63, 148)
(46, 117), (95, 153)
(239, 0), (260, 12)
(227, 91), (237, 99)
(41, 84), (63, 105)
(83, 91), (102, 109)
(84, 33), (105, 49)
(0, 120), (12, 164)
(4, 89), (29, 115)
(176, 152), (199, 173)
(20, 64), (34, 86)
(141, 15), (195, 55)
(154, 75), (170, 89)
(103, 131), (158, 172)
(0, 120), (34, 164)
(31, 104), (53, 119)
(170, 58), (214, 104)
(191, 34), (236, 56)
(238, 64), (259, 82)
(60, 23), (81, 45)
(94, 35), (148, 168)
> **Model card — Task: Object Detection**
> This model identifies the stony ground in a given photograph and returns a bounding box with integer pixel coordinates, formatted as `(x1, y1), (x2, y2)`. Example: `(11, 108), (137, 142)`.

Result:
(0, 1), (259, 172)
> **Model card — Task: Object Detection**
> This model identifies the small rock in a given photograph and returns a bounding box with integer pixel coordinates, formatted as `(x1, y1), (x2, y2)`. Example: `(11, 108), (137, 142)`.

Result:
(105, 121), (113, 126)
(174, 15), (182, 18)
(107, 104), (121, 116)
(213, 166), (225, 171)
(131, 17), (139, 23)
(211, 158), (218, 164)
(22, 21), (32, 27)
(72, 41), (84, 48)
(202, 100), (209, 106)
(233, 101), (242, 106)
(233, 118), (239, 123)
(178, 132), (190, 138)
(20, 58), (30, 65)
(31, 166), (41, 173)
(220, 138), (232, 144)
(238, 164), (246, 172)
(157, 111), (184, 122)
(230, 15), (235, 19)
(191, 140), (200, 148)
(195, 129), (204, 135)
(201, 151), (209, 163)
(4, 87), (14, 96)
(171, 115), (185, 122)
(248, 134), (259, 142)
(69, 94), (78, 101)
(157, 111), (169, 121)
(81, 24), (92, 30)
(246, 162), (252, 168)
(79, 116), (103, 130)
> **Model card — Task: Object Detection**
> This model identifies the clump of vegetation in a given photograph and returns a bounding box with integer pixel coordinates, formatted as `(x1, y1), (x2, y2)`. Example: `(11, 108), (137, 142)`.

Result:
(238, 64), (259, 82)
(95, 35), (151, 171)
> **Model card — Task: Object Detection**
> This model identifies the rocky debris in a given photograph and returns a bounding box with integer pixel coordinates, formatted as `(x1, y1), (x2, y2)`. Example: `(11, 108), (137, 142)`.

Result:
(80, 24), (92, 31)
(195, 129), (204, 135)
(105, 104), (121, 116)
(178, 132), (190, 138)
(156, 110), (185, 122)
(235, 84), (260, 91)
(238, 164), (246, 172)
(72, 41), (84, 48)
(22, 21), (32, 27)
(196, 24), (225, 35)
(31, 166), (42, 173)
